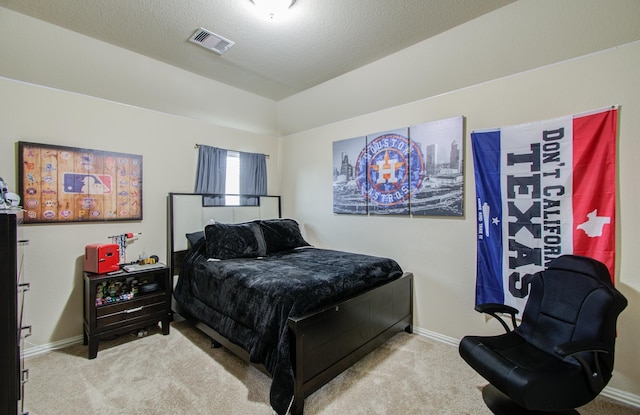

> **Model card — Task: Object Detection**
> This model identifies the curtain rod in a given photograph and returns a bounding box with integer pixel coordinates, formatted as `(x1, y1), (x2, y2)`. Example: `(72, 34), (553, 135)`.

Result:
(194, 143), (269, 159)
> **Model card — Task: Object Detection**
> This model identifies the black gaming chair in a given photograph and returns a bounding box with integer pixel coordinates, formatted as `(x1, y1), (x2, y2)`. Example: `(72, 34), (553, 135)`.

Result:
(459, 255), (627, 414)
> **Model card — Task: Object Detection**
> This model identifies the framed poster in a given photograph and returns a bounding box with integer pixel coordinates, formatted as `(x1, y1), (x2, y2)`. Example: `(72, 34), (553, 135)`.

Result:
(18, 142), (143, 223)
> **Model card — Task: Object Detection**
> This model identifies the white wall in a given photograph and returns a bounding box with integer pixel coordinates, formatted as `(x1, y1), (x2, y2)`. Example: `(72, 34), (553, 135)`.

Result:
(1, 0), (640, 406)
(0, 77), (280, 348)
(277, 0), (640, 135)
(0, 5), (281, 351)
(279, 41), (640, 399)
(0, 7), (278, 136)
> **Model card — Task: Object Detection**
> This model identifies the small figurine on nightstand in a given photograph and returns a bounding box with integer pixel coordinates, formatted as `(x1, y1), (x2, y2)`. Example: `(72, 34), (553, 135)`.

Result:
(107, 281), (117, 297)
(121, 280), (130, 295)
(95, 282), (105, 306)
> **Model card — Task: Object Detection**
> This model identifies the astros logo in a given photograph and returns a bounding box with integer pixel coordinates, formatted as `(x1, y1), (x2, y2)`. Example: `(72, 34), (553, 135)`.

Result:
(356, 134), (424, 207)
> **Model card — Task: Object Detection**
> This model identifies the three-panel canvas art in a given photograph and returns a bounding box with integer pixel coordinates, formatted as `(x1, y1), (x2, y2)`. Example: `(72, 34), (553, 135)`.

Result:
(333, 116), (464, 216)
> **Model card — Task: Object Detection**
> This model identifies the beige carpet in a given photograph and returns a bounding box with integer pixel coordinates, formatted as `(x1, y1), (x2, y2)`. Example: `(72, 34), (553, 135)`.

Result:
(23, 320), (639, 415)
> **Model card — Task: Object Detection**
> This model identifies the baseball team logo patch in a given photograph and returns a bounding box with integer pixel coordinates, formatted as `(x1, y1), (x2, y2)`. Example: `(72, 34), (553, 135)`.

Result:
(356, 134), (424, 207)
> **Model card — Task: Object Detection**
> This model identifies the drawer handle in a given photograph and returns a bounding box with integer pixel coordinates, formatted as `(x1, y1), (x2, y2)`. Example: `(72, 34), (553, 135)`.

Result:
(21, 368), (29, 384)
(124, 306), (144, 313)
(20, 325), (32, 339)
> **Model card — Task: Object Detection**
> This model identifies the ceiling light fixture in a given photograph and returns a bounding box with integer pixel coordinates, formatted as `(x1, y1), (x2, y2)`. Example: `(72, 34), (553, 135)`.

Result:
(251, 0), (296, 19)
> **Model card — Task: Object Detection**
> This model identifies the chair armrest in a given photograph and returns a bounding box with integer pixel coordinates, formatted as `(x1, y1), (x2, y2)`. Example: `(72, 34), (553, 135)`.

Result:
(554, 340), (610, 357)
(474, 303), (519, 333)
(554, 340), (611, 394)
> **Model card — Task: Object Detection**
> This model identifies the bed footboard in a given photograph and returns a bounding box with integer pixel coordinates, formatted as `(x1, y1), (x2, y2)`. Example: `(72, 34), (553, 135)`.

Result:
(287, 272), (413, 415)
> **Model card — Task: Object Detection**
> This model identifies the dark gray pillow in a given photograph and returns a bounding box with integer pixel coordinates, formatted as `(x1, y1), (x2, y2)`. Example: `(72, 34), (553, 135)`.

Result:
(186, 231), (204, 247)
(204, 222), (266, 259)
(259, 219), (310, 253)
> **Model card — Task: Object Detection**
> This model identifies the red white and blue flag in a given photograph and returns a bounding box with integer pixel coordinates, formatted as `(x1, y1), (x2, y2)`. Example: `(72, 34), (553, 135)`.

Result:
(471, 108), (617, 312)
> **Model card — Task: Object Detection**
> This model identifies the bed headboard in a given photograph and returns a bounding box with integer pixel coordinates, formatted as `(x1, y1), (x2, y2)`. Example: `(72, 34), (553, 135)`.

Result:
(167, 193), (281, 276)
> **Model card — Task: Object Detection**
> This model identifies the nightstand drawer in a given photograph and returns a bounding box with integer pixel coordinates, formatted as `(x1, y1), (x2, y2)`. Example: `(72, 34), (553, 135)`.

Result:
(96, 300), (166, 329)
(96, 292), (165, 318)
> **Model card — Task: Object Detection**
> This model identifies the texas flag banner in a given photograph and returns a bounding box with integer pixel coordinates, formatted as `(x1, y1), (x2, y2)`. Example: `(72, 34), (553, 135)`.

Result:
(471, 107), (617, 312)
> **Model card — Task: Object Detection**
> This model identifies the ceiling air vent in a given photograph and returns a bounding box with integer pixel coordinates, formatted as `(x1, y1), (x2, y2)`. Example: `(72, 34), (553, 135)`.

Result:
(188, 28), (235, 55)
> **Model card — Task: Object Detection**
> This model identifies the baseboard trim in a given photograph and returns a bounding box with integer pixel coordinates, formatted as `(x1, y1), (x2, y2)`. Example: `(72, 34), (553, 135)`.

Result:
(413, 325), (640, 410)
(23, 327), (640, 410)
(600, 386), (640, 409)
(412, 326), (459, 347)
(22, 335), (84, 358)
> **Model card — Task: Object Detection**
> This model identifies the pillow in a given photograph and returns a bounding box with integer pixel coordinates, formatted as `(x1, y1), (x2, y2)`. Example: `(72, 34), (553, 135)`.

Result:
(259, 219), (310, 253)
(204, 221), (266, 259)
(186, 231), (204, 247)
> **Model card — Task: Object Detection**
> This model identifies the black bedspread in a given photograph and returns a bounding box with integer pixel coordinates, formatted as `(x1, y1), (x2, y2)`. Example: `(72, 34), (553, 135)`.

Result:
(173, 238), (403, 414)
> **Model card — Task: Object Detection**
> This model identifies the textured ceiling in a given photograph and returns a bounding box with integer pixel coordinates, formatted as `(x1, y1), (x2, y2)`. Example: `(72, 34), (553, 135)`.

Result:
(0, 0), (514, 100)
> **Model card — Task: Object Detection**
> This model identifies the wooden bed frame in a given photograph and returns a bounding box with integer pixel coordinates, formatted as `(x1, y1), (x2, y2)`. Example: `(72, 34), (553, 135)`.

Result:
(167, 193), (413, 414)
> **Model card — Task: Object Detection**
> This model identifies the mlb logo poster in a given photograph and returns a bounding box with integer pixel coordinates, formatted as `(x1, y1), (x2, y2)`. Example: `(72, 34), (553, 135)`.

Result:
(471, 107), (617, 312)
(18, 142), (143, 223)
(333, 116), (464, 216)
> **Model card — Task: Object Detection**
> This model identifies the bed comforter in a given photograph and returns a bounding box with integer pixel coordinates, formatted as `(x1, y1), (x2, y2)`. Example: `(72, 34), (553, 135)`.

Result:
(173, 238), (403, 414)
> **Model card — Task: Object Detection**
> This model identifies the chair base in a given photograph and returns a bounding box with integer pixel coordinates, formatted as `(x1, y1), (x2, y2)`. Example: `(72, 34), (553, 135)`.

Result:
(482, 384), (580, 415)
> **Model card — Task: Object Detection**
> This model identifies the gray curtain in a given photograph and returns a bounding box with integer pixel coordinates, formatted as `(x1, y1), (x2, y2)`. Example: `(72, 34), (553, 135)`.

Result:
(239, 151), (267, 206)
(194, 145), (227, 206)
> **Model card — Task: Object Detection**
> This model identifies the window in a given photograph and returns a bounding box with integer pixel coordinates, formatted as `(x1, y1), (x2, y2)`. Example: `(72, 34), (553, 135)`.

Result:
(225, 151), (240, 205)
(194, 145), (266, 206)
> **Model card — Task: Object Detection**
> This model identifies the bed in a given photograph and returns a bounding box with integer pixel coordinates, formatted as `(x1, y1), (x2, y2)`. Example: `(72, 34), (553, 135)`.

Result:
(168, 193), (413, 415)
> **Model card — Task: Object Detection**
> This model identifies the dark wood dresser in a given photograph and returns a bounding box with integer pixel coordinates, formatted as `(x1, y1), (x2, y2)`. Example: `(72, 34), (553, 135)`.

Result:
(1, 210), (29, 415)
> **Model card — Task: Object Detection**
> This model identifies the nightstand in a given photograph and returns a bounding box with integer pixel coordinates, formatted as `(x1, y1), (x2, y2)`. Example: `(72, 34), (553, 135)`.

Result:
(83, 266), (171, 359)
